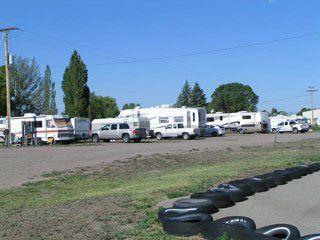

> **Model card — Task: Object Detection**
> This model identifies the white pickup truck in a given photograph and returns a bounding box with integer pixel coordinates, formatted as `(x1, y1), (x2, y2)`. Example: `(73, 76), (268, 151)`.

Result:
(154, 123), (200, 140)
(276, 120), (309, 133)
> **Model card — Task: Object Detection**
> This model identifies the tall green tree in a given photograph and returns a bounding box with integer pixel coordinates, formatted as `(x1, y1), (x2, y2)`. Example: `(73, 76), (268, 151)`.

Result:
(89, 92), (119, 119)
(122, 102), (140, 110)
(0, 66), (6, 116)
(10, 56), (43, 116)
(270, 107), (278, 116)
(190, 82), (206, 107)
(42, 66), (57, 114)
(62, 50), (90, 117)
(211, 82), (259, 112)
(175, 80), (191, 107)
(297, 107), (310, 116)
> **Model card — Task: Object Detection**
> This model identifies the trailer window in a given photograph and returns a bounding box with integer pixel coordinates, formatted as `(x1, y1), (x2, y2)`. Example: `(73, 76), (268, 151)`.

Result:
(46, 120), (54, 128)
(207, 117), (215, 122)
(119, 123), (129, 129)
(174, 116), (184, 122)
(242, 116), (251, 120)
(159, 117), (169, 123)
(220, 116), (223, 121)
(35, 121), (42, 128)
(192, 113), (195, 122)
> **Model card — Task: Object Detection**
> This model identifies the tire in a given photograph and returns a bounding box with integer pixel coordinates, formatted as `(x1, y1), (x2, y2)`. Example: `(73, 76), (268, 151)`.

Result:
(201, 222), (276, 240)
(294, 166), (310, 176)
(272, 170), (293, 182)
(92, 134), (99, 143)
(182, 132), (190, 140)
(190, 191), (235, 208)
(212, 132), (218, 137)
(253, 176), (277, 188)
(208, 188), (247, 203)
(309, 162), (320, 172)
(285, 167), (303, 179)
(229, 179), (268, 193)
(293, 128), (298, 133)
(272, 128), (277, 134)
(261, 173), (287, 185)
(256, 224), (300, 240)
(162, 213), (213, 237)
(218, 183), (254, 197)
(158, 207), (201, 223)
(155, 132), (162, 140)
(239, 128), (245, 134)
(133, 138), (141, 143)
(296, 234), (320, 240)
(214, 216), (256, 230)
(298, 164), (314, 174)
(173, 198), (219, 214)
(122, 134), (130, 143)
(47, 137), (55, 145)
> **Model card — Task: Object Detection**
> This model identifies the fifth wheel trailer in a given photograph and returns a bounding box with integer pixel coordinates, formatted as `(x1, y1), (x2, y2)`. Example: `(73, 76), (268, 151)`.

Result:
(118, 105), (207, 137)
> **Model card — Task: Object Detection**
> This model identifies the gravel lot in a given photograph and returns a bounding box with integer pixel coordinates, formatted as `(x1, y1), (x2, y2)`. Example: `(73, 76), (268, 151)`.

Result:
(1, 132), (319, 189)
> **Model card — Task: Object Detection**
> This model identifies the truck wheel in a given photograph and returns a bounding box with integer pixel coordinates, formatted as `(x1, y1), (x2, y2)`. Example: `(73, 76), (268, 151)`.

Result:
(239, 129), (245, 134)
(293, 128), (298, 133)
(182, 133), (190, 140)
(122, 134), (130, 143)
(156, 133), (162, 140)
(272, 128), (277, 134)
(134, 138), (141, 143)
(92, 134), (99, 143)
(211, 132), (218, 137)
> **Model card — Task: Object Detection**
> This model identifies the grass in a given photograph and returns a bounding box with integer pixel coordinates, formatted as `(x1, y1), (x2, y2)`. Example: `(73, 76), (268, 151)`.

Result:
(0, 139), (320, 239)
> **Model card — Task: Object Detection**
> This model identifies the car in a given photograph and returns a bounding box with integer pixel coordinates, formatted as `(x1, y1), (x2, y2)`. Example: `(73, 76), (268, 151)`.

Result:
(204, 125), (225, 137)
(91, 122), (147, 143)
(154, 123), (200, 140)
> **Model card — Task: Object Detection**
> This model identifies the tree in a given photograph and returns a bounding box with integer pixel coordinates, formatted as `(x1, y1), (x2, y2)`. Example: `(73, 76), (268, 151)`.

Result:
(0, 66), (6, 116)
(89, 92), (119, 119)
(122, 102), (140, 110)
(190, 82), (206, 107)
(297, 107), (310, 116)
(210, 82), (259, 112)
(175, 80), (191, 107)
(10, 56), (43, 116)
(270, 107), (278, 116)
(62, 50), (90, 117)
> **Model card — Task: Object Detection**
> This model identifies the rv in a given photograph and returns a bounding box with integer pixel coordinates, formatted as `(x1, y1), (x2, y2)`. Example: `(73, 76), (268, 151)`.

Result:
(206, 111), (269, 133)
(71, 118), (90, 140)
(0, 113), (74, 144)
(91, 116), (150, 136)
(118, 105), (207, 137)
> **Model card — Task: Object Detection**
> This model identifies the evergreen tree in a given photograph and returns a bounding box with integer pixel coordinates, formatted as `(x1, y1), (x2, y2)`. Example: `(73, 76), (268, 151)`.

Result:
(89, 92), (119, 119)
(122, 102), (140, 110)
(49, 82), (58, 114)
(41, 66), (57, 114)
(190, 82), (206, 107)
(270, 107), (278, 116)
(62, 50), (90, 117)
(175, 80), (191, 107)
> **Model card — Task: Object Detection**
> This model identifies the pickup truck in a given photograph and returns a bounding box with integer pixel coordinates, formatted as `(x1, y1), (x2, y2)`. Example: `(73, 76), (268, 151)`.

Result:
(276, 120), (309, 133)
(154, 123), (200, 140)
(91, 122), (147, 143)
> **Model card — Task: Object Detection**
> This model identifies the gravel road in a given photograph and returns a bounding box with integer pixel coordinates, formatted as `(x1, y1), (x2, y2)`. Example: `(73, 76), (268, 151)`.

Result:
(1, 132), (319, 189)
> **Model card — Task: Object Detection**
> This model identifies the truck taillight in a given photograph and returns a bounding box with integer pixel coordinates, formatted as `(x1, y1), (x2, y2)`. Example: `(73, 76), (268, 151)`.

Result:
(132, 129), (138, 135)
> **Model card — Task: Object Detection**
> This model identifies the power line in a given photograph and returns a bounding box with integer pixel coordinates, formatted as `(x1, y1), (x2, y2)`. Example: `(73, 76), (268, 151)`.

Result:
(260, 94), (309, 104)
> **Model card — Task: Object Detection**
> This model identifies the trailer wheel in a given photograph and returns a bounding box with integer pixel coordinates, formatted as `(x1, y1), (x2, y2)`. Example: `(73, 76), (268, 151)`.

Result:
(182, 133), (190, 140)
(47, 137), (55, 145)
(156, 133), (162, 140)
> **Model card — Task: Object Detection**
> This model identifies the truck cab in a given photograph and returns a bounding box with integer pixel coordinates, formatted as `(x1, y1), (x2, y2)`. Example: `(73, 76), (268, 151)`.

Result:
(154, 123), (199, 140)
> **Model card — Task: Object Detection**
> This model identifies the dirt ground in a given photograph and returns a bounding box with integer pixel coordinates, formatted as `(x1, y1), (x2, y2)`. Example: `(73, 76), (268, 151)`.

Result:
(1, 132), (319, 189)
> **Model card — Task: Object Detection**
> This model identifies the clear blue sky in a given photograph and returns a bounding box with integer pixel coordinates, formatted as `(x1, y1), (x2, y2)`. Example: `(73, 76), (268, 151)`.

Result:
(1, 0), (319, 114)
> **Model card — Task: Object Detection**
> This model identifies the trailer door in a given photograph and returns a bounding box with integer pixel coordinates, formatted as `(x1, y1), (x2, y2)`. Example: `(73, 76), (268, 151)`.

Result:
(187, 111), (191, 128)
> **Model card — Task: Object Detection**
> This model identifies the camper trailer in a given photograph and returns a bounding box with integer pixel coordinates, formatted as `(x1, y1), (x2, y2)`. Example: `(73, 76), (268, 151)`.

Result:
(71, 118), (90, 140)
(206, 111), (269, 133)
(0, 113), (74, 144)
(118, 105), (207, 137)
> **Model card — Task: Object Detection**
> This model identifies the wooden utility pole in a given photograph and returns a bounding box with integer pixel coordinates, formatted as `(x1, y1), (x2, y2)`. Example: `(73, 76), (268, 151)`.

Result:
(0, 27), (19, 146)
(307, 86), (318, 126)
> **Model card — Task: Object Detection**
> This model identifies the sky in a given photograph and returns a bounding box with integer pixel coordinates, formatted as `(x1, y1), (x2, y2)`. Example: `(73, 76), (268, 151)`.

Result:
(1, 0), (319, 114)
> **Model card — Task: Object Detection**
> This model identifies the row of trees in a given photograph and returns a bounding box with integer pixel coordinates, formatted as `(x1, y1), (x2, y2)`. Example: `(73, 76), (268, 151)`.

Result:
(0, 57), (57, 117)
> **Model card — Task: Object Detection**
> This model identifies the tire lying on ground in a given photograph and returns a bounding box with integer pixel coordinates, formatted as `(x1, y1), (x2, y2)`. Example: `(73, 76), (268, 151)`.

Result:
(310, 162), (320, 172)
(218, 183), (254, 197)
(190, 191), (235, 208)
(173, 198), (219, 214)
(253, 175), (277, 188)
(213, 216), (256, 230)
(255, 224), (301, 240)
(207, 188), (247, 202)
(293, 166), (309, 176)
(285, 167), (303, 179)
(298, 164), (314, 174)
(201, 222), (277, 240)
(228, 179), (269, 193)
(162, 212), (213, 237)
(158, 207), (201, 223)
(272, 170), (293, 182)
(296, 234), (320, 240)
(261, 173), (287, 185)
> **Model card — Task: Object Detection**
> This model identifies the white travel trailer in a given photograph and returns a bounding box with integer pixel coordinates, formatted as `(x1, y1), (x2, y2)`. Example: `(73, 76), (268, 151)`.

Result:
(0, 113), (74, 144)
(118, 105), (207, 137)
(206, 111), (269, 133)
(91, 116), (150, 135)
(71, 118), (90, 140)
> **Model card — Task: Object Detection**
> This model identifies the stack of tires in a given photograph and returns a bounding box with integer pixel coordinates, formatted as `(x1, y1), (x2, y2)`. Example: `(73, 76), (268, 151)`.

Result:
(158, 162), (320, 239)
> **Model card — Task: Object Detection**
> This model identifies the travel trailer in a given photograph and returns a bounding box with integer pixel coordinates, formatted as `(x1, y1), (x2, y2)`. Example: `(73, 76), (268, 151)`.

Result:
(71, 118), (90, 140)
(0, 113), (74, 144)
(91, 116), (150, 136)
(206, 111), (269, 133)
(118, 105), (207, 137)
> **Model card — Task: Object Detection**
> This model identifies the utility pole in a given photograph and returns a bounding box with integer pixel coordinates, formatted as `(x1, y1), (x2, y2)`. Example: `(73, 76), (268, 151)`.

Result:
(307, 86), (318, 126)
(0, 27), (19, 146)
